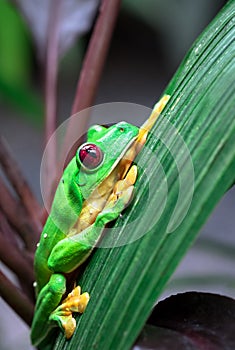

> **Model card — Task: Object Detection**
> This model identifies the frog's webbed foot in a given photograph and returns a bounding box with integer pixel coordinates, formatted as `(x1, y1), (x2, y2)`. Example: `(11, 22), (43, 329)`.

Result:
(49, 286), (89, 339)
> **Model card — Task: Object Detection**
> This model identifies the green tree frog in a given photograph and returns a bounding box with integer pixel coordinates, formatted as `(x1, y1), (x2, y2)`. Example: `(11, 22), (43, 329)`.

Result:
(31, 95), (170, 347)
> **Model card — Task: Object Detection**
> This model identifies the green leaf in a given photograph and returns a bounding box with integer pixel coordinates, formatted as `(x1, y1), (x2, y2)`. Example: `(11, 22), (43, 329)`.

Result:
(53, 1), (235, 349)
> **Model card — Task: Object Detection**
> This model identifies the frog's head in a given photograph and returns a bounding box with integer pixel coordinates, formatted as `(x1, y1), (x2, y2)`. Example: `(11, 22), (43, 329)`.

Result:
(75, 121), (139, 199)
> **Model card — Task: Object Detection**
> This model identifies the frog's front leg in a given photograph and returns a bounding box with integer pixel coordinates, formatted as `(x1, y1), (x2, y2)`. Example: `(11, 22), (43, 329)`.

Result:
(47, 165), (138, 275)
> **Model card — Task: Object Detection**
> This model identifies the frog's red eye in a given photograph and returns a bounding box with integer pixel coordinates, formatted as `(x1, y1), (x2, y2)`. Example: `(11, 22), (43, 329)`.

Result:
(78, 143), (103, 170)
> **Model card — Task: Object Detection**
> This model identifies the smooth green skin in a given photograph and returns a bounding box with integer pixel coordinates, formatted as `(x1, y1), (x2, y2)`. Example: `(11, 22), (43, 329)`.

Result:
(31, 122), (139, 347)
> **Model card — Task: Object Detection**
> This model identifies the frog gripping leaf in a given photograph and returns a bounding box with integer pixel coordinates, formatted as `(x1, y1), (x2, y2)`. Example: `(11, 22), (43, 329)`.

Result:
(31, 96), (170, 347)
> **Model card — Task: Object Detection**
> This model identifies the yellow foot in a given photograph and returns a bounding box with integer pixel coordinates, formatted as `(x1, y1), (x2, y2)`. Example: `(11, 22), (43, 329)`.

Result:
(136, 94), (171, 151)
(142, 94), (171, 132)
(62, 286), (90, 313)
(50, 286), (90, 339)
(56, 314), (76, 339)
(119, 95), (171, 177)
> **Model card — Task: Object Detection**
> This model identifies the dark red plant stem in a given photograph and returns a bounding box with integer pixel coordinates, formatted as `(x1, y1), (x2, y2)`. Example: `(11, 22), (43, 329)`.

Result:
(0, 270), (34, 326)
(0, 177), (40, 250)
(0, 209), (18, 247)
(62, 0), (121, 164)
(45, 0), (61, 143)
(0, 233), (35, 289)
(44, 0), (61, 202)
(71, 0), (121, 114)
(0, 209), (35, 299)
(0, 137), (42, 233)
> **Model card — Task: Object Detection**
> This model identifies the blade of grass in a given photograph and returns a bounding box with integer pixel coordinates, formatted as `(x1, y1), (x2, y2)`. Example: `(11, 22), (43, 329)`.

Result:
(54, 1), (235, 349)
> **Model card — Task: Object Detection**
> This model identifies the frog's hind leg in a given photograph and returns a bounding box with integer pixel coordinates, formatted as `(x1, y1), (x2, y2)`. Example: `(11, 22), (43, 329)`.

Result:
(31, 274), (89, 346)
(31, 273), (67, 346)
(49, 285), (89, 339)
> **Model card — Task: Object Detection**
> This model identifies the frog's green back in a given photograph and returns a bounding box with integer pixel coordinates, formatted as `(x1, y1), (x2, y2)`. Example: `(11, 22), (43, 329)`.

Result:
(34, 121), (139, 293)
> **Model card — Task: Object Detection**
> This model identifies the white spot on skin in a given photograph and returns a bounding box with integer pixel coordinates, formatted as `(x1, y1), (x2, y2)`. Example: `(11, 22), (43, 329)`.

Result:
(33, 281), (37, 288)
(43, 233), (48, 239)
(36, 242), (40, 247)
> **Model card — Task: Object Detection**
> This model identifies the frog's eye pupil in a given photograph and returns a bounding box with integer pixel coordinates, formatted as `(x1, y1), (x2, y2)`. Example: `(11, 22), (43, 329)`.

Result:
(79, 143), (103, 170)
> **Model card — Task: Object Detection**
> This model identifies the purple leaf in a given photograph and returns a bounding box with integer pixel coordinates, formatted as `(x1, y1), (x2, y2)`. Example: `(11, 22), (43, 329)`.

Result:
(13, 0), (100, 59)
(133, 292), (235, 349)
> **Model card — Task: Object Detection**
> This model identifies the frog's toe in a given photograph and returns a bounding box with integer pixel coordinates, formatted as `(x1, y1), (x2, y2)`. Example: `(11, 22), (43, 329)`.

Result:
(122, 185), (135, 207)
(64, 317), (77, 339)
(125, 164), (138, 185)
(49, 311), (76, 339)
(114, 165), (137, 195)
(60, 315), (76, 339)
(63, 285), (81, 303)
(65, 288), (90, 313)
